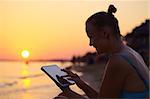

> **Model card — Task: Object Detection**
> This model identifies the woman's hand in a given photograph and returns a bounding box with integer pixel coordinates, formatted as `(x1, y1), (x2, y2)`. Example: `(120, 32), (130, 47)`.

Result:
(61, 69), (82, 84)
(61, 69), (99, 98)
(56, 75), (71, 92)
(55, 69), (81, 92)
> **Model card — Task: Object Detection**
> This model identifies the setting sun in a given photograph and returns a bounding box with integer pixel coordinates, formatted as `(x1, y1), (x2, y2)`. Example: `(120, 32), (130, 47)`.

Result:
(21, 50), (30, 59)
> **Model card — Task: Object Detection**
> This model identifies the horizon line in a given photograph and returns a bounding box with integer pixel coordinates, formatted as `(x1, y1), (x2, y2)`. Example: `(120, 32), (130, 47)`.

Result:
(0, 58), (71, 62)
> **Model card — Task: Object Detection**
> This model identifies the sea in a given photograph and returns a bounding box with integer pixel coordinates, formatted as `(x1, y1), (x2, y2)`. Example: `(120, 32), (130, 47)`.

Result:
(0, 61), (84, 99)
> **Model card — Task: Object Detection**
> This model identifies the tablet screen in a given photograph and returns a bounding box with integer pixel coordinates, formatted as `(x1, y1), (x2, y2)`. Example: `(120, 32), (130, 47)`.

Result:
(41, 65), (75, 87)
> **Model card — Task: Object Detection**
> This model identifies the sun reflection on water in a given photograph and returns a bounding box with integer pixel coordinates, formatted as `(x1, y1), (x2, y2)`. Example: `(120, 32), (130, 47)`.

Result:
(21, 64), (31, 89)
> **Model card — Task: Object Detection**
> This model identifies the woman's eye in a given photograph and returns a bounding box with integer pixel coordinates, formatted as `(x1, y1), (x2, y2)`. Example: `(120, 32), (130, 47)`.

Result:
(89, 37), (92, 40)
(90, 38), (94, 42)
(90, 36), (94, 40)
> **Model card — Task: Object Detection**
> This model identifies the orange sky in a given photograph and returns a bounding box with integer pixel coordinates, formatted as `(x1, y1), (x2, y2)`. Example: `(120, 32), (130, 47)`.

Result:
(0, 0), (149, 60)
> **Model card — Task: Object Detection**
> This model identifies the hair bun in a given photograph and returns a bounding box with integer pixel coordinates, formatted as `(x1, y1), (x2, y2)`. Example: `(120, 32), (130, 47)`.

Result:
(108, 5), (117, 14)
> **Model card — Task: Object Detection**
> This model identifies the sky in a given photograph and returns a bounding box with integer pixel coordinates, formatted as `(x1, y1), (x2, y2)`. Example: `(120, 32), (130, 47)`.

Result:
(0, 0), (149, 60)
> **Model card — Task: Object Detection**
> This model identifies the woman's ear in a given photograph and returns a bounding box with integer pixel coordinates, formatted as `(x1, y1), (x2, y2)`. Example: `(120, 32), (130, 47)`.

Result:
(103, 26), (112, 39)
(103, 31), (109, 39)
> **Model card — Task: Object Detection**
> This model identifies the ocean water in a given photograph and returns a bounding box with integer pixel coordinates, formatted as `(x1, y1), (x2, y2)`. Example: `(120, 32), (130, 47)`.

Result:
(0, 61), (84, 99)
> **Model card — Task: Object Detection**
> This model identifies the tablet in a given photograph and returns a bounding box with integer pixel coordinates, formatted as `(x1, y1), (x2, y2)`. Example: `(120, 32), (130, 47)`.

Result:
(41, 65), (75, 87)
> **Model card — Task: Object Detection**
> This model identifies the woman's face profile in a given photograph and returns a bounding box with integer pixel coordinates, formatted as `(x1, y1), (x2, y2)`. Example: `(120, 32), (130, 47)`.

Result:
(86, 23), (110, 54)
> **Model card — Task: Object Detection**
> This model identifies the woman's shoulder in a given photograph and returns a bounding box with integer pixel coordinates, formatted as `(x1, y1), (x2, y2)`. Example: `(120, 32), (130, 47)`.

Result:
(106, 55), (132, 75)
(108, 55), (130, 67)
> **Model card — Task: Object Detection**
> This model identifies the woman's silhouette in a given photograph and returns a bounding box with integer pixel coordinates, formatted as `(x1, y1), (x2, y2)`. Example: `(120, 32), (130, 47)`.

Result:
(54, 5), (149, 99)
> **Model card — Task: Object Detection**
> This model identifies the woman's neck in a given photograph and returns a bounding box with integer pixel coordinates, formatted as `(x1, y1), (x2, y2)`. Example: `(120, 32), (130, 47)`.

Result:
(108, 39), (125, 55)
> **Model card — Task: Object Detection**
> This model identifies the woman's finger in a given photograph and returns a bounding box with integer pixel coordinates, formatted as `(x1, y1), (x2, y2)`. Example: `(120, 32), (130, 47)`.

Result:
(56, 75), (69, 84)
(61, 69), (75, 76)
(61, 69), (80, 80)
(67, 78), (75, 81)
(61, 75), (70, 77)
(61, 69), (70, 74)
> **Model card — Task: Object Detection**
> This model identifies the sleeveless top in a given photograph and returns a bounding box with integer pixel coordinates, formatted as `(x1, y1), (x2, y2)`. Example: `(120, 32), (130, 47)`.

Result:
(113, 45), (149, 98)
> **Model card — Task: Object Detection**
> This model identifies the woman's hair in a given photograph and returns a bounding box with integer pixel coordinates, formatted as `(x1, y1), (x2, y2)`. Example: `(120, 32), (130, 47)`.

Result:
(86, 5), (121, 39)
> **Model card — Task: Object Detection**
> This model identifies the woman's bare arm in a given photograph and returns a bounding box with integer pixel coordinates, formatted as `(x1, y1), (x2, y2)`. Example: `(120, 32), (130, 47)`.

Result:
(99, 55), (128, 98)
(75, 77), (99, 98)
(62, 69), (99, 98)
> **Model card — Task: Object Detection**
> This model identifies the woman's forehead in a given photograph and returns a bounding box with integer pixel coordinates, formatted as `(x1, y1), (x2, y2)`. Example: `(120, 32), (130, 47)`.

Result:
(86, 24), (97, 35)
(86, 23), (95, 31)
(86, 23), (103, 36)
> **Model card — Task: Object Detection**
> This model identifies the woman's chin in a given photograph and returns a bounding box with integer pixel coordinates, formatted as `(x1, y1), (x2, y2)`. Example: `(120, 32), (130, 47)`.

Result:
(97, 50), (103, 55)
(97, 49), (107, 55)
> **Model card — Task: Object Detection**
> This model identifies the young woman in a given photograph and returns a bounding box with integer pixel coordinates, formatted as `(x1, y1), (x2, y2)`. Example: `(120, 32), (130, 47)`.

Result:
(55, 5), (149, 99)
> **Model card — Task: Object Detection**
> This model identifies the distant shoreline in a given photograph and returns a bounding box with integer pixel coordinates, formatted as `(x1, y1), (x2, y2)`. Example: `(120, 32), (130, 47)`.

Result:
(0, 59), (71, 62)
